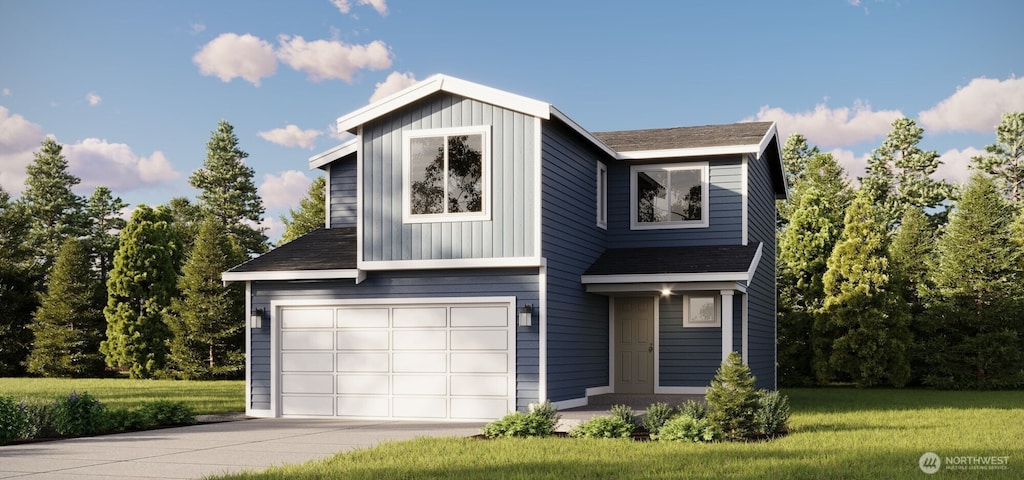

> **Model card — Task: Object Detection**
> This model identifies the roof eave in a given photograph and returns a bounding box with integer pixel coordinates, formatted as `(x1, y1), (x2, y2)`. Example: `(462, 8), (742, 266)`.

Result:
(309, 138), (358, 170)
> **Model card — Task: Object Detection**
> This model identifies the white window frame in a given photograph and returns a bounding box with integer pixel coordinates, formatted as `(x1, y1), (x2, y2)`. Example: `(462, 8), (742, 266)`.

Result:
(402, 126), (491, 224)
(629, 162), (709, 230)
(683, 292), (720, 328)
(596, 161), (608, 229)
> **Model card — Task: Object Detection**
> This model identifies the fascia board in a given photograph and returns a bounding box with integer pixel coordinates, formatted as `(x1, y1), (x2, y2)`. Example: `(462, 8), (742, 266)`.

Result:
(549, 106), (619, 159)
(615, 144), (760, 160)
(308, 138), (358, 170)
(222, 269), (362, 283)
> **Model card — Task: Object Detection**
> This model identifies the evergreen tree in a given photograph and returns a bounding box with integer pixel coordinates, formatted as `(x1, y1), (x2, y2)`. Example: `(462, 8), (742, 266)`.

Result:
(18, 138), (87, 273)
(816, 191), (911, 387)
(861, 117), (954, 228)
(165, 196), (204, 256)
(778, 133), (820, 226)
(24, 238), (106, 377)
(101, 205), (182, 379)
(0, 187), (38, 376)
(279, 175), (326, 245)
(888, 207), (934, 384)
(189, 120), (267, 256)
(776, 152), (854, 386)
(705, 352), (759, 440)
(972, 112), (1024, 205)
(168, 218), (246, 379)
(84, 187), (127, 287)
(923, 174), (1024, 389)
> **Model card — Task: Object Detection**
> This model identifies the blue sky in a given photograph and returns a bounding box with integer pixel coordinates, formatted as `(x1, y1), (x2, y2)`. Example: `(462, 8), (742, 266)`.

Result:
(1, 0), (1021, 240)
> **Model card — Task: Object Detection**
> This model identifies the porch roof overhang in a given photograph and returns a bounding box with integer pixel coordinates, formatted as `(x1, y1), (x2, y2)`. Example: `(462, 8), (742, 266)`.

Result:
(581, 243), (762, 294)
(221, 227), (363, 284)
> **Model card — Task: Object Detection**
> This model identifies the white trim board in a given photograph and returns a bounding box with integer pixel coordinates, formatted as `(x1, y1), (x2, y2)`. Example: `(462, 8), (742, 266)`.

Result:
(223, 269), (364, 283)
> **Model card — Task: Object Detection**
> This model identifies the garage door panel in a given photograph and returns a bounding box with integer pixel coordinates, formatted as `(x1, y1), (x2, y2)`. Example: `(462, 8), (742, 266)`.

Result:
(451, 352), (507, 373)
(337, 308), (388, 328)
(393, 375), (447, 395)
(337, 330), (388, 350)
(338, 396), (389, 417)
(337, 352), (389, 372)
(451, 307), (507, 327)
(393, 330), (446, 350)
(282, 331), (333, 350)
(282, 396), (334, 416)
(393, 352), (446, 372)
(451, 375), (507, 396)
(337, 374), (389, 394)
(451, 330), (507, 350)
(282, 374), (334, 394)
(282, 352), (333, 372)
(393, 397), (447, 418)
(451, 398), (509, 420)
(393, 307), (446, 327)
(281, 308), (333, 329)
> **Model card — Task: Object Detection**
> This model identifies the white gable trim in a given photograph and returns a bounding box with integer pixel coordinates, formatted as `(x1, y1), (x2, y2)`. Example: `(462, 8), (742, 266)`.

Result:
(549, 107), (618, 158)
(222, 269), (365, 283)
(309, 138), (358, 170)
(336, 74), (551, 134)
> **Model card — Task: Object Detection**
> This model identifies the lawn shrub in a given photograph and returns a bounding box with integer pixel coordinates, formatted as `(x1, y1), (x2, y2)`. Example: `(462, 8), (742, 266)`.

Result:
(107, 407), (149, 432)
(609, 404), (637, 428)
(137, 400), (197, 426)
(706, 352), (759, 440)
(754, 390), (791, 436)
(19, 402), (57, 439)
(528, 400), (560, 426)
(482, 408), (558, 438)
(642, 402), (675, 435)
(52, 391), (109, 436)
(678, 399), (708, 421)
(654, 414), (723, 442)
(0, 395), (28, 445)
(569, 416), (634, 438)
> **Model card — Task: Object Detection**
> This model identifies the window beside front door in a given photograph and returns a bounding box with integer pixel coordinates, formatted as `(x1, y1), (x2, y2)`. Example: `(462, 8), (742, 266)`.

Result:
(683, 293), (720, 327)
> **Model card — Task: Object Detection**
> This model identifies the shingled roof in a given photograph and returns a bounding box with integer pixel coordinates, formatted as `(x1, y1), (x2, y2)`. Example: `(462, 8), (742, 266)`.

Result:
(223, 227), (357, 280)
(583, 243), (762, 282)
(593, 122), (774, 153)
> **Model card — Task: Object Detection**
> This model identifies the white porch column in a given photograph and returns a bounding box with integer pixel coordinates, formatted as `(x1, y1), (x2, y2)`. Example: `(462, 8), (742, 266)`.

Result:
(721, 290), (735, 361)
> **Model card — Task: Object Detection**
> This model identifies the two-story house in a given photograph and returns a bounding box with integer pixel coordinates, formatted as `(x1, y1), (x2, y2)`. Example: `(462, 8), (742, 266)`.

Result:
(224, 75), (786, 420)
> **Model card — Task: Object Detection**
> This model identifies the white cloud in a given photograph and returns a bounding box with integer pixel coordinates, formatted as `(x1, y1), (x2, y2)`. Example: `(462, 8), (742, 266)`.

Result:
(277, 35), (391, 83)
(369, 71), (418, 103)
(193, 33), (278, 86)
(258, 125), (323, 149)
(0, 106), (46, 194)
(934, 147), (985, 185)
(65, 138), (180, 192)
(918, 77), (1024, 133)
(828, 148), (870, 183)
(331, 0), (388, 15)
(2, 88), (10, 96)
(189, 22), (206, 35)
(328, 122), (355, 141)
(746, 100), (902, 148)
(260, 170), (312, 209)
(86, 92), (102, 106)
(260, 215), (286, 243)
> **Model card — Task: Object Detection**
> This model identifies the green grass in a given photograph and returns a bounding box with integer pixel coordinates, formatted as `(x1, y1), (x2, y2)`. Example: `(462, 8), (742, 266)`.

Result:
(215, 389), (1024, 479)
(0, 377), (244, 414)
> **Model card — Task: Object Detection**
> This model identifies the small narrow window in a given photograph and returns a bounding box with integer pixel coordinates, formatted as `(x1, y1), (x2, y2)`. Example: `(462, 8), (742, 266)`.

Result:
(596, 161), (608, 228)
(403, 127), (490, 223)
(683, 293), (720, 327)
(630, 162), (708, 229)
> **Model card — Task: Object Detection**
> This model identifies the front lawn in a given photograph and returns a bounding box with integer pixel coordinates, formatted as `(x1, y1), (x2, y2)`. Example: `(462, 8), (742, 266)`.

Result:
(215, 389), (1024, 479)
(0, 377), (244, 414)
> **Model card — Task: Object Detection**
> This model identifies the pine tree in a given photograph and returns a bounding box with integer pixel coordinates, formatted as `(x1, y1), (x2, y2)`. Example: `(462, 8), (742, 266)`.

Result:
(816, 191), (911, 387)
(777, 133), (820, 227)
(861, 117), (954, 228)
(165, 196), (204, 256)
(18, 138), (87, 273)
(279, 175), (326, 245)
(972, 112), (1024, 205)
(189, 120), (267, 256)
(84, 187), (127, 287)
(776, 152), (853, 386)
(25, 238), (106, 377)
(101, 205), (182, 379)
(168, 218), (246, 379)
(889, 207), (934, 384)
(0, 187), (38, 376)
(923, 174), (1024, 389)
(705, 352), (759, 440)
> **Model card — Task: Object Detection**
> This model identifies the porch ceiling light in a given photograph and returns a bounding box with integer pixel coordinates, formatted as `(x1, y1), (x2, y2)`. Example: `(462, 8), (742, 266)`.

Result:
(518, 304), (534, 327)
(250, 308), (265, 329)
(660, 288), (672, 297)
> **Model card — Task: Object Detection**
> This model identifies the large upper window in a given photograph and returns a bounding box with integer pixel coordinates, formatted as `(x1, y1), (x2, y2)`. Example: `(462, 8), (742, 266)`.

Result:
(630, 162), (708, 229)
(403, 127), (490, 222)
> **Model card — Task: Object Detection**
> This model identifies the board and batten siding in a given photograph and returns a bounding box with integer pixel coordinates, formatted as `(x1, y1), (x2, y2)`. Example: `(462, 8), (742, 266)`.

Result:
(606, 156), (744, 248)
(328, 156), (358, 228)
(247, 268), (540, 412)
(359, 93), (537, 262)
(745, 153), (779, 389)
(540, 121), (611, 403)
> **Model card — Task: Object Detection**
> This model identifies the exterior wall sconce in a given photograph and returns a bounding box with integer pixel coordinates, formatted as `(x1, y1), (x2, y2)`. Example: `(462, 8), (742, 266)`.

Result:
(250, 308), (265, 329)
(518, 304), (534, 327)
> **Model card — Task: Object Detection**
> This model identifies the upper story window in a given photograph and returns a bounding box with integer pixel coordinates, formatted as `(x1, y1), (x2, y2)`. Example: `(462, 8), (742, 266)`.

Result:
(596, 161), (608, 229)
(403, 127), (491, 223)
(630, 162), (708, 229)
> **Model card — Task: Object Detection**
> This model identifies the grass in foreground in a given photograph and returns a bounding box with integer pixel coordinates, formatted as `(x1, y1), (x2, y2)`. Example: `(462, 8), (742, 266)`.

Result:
(0, 377), (244, 414)
(214, 389), (1024, 479)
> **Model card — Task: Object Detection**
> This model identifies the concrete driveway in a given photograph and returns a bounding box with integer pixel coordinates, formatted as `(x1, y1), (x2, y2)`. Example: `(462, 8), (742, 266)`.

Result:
(0, 418), (485, 479)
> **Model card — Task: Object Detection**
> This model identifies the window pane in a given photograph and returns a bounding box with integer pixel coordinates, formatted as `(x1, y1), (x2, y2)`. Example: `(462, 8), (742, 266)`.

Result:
(637, 170), (668, 223)
(446, 134), (483, 213)
(689, 296), (717, 325)
(410, 136), (445, 214)
(670, 169), (702, 221)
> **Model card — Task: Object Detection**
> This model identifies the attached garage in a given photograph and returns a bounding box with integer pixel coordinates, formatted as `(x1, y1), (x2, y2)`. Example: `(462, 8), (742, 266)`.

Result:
(272, 298), (516, 421)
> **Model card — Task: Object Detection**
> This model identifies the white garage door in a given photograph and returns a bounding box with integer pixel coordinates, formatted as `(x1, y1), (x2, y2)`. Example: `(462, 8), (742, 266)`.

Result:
(277, 302), (514, 420)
